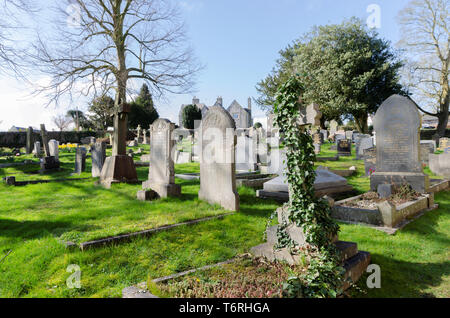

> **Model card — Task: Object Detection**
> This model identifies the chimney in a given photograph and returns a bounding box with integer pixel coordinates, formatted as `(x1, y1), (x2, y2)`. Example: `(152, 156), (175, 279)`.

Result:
(192, 96), (200, 105)
(216, 96), (223, 107)
(248, 97), (252, 111)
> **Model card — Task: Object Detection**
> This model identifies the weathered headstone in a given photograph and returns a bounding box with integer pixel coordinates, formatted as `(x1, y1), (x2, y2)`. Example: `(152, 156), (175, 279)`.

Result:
(363, 147), (376, 176)
(81, 136), (96, 145)
(26, 127), (33, 154)
(33, 141), (41, 157)
(370, 95), (429, 192)
(48, 139), (59, 161)
(236, 135), (257, 172)
(198, 106), (239, 211)
(40, 124), (50, 157)
(345, 131), (353, 141)
(337, 139), (352, 156)
(438, 138), (449, 150)
(329, 120), (338, 136)
(91, 141), (106, 177)
(141, 119), (181, 198)
(74, 146), (87, 174)
(39, 124), (60, 171)
(320, 129), (328, 141)
(355, 136), (373, 160)
(429, 153), (450, 177)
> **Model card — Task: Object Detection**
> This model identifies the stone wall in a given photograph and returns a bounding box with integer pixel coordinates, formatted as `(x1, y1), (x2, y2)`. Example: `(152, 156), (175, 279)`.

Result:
(0, 131), (104, 148)
(420, 129), (450, 140)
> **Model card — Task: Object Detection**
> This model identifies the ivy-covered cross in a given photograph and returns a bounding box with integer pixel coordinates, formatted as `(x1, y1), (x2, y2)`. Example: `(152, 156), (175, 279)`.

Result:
(272, 76), (342, 297)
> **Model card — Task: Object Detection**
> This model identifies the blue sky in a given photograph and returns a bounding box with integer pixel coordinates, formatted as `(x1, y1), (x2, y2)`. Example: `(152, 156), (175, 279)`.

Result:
(0, 0), (411, 130)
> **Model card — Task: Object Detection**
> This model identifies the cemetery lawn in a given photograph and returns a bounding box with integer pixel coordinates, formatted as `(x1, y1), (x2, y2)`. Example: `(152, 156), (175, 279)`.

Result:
(0, 147), (448, 298)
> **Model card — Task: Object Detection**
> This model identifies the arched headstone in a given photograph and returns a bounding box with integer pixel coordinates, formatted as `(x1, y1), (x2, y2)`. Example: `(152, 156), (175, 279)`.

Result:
(198, 106), (239, 211)
(370, 95), (429, 192)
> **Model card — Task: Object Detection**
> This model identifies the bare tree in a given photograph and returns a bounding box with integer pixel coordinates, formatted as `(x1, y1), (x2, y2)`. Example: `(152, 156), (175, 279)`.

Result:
(398, 0), (450, 137)
(52, 114), (73, 131)
(0, 1), (37, 75)
(33, 0), (201, 156)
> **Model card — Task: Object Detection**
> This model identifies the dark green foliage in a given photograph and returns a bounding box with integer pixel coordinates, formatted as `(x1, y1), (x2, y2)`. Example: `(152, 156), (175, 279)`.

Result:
(256, 18), (405, 133)
(128, 84), (159, 129)
(254, 122), (263, 129)
(273, 76), (342, 298)
(182, 104), (202, 129)
(87, 95), (115, 131)
(66, 110), (93, 130)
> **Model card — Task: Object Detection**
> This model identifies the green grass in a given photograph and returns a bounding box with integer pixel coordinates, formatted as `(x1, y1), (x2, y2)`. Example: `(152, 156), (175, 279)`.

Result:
(0, 143), (448, 298)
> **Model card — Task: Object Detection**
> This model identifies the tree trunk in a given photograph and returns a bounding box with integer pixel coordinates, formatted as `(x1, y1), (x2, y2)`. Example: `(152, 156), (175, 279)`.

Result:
(436, 70), (449, 138)
(354, 113), (368, 134)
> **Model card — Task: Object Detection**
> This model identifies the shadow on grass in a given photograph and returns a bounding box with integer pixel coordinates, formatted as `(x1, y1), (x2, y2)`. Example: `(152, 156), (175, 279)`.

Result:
(354, 254), (450, 298)
(0, 218), (100, 240)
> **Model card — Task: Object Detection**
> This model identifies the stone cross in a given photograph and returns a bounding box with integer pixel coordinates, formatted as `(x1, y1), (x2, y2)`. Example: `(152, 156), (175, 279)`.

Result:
(141, 118), (181, 198)
(40, 124), (51, 157)
(143, 129), (147, 144)
(137, 124), (142, 142)
(297, 103), (322, 129)
(112, 103), (130, 156)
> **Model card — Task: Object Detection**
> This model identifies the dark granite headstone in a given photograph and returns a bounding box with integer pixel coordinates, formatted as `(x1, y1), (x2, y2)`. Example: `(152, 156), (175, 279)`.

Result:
(370, 95), (429, 192)
(337, 139), (351, 156)
(91, 142), (106, 177)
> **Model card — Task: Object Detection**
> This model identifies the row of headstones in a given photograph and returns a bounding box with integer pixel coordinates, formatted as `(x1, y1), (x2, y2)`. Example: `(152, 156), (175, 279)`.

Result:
(32, 138), (106, 177)
(137, 106), (240, 211)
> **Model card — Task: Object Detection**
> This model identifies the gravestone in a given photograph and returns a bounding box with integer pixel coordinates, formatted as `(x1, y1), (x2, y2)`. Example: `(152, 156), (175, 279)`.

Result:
(329, 120), (338, 136)
(312, 132), (322, 145)
(438, 138), (449, 150)
(345, 131), (353, 141)
(337, 139), (352, 156)
(363, 147), (377, 176)
(198, 105), (239, 211)
(74, 146), (87, 174)
(355, 136), (373, 160)
(252, 126), (268, 165)
(420, 140), (436, 153)
(39, 124), (60, 171)
(370, 95), (429, 192)
(141, 119), (181, 198)
(26, 127), (34, 154)
(429, 153), (450, 177)
(81, 136), (96, 145)
(91, 141), (106, 178)
(320, 129), (328, 141)
(33, 141), (41, 158)
(137, 125), (142, 143)
(100, 103), (138, 187)
(143, 129), (147, 145)
(236, 135), (257, 172)
(48, 140), (59, 161)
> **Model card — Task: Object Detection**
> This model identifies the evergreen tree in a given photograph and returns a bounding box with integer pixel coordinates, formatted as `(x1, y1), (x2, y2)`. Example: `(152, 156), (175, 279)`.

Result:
(128, 84), (159, 129)
(182, 104), (202, 129)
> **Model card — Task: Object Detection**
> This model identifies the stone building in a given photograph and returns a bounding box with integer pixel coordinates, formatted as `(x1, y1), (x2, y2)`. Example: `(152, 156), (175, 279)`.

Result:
(179, 97), (253, 129)
(178, 97), (209, 129)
